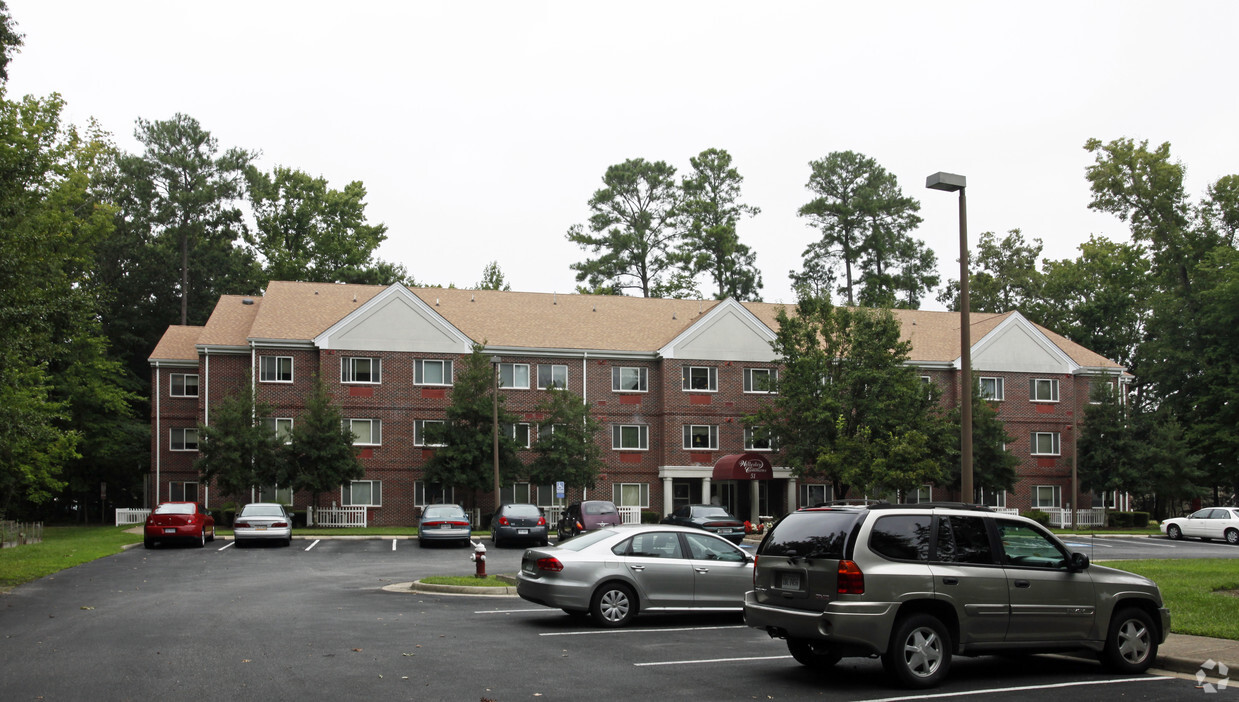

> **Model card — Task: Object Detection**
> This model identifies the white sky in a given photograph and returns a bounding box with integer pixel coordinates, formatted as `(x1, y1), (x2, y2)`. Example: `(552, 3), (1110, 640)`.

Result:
(7, 1), (1237, 308)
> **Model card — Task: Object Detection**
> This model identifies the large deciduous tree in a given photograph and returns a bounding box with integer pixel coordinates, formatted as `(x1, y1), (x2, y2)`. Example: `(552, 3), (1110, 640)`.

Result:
(678, 148), (763, 301)
(567, 158), (687, 298)
(937, 229), (1044, 313)
(526, 388), (604, 490)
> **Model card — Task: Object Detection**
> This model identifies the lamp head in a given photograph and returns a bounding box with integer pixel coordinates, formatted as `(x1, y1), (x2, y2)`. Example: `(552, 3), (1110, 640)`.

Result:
(926, 172), (966, 192)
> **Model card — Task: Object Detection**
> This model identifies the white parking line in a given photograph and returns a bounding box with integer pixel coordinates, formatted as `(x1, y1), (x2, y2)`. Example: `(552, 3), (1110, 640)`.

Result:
(217, 541), (233, 550)
(860, 675), (1172, 702)
(476, 609), (549, 614)
(635, 654), (791, 666)
(305, 539), (320, 551)
(392, 539), (397, 551)
(540, 625), (746, 637)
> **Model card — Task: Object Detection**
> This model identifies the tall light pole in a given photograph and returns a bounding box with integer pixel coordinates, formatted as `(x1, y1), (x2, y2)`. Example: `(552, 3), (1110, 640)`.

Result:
(491, 356), (502, 510)
(927, 172), (973, 504)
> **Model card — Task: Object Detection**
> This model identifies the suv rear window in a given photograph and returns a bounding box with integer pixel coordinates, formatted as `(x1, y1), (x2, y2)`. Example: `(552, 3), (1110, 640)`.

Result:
(760, 510), (861, 558)
(870, 514), (932, 561)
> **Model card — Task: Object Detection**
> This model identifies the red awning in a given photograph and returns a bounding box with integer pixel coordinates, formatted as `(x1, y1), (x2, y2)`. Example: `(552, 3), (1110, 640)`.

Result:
(712, 452), (774, 481)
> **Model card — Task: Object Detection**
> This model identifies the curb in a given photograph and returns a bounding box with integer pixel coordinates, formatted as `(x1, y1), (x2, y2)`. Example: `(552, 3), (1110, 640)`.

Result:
(383, 577), (520, 596)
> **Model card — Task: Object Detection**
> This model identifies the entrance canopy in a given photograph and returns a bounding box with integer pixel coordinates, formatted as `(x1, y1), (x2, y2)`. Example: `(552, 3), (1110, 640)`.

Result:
(712, 452), (774, 481)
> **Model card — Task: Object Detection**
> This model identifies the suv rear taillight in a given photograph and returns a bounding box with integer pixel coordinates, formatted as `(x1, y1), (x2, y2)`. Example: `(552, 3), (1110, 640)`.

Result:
(837, 560), (864, 594)
(536, 557), (563, 572)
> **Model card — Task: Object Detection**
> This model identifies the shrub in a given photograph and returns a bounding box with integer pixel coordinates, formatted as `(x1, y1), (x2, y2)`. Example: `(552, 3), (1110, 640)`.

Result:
(640, 510), (660, 524)
(1024, 509), (1050, 526)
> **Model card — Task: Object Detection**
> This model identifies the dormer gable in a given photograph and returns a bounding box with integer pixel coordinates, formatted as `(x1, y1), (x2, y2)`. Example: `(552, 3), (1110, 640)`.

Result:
(971, 311), (1076, 374)
(313, 283), (474, 353)
(658, 298), (778, 362)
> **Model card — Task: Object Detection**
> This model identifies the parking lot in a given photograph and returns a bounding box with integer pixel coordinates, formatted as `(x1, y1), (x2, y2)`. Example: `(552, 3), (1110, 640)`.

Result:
(0, 537), (1216, 701)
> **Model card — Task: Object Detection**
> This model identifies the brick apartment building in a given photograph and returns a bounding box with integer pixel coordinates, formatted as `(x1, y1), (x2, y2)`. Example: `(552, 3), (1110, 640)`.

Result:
(148, 281), (1125, 525)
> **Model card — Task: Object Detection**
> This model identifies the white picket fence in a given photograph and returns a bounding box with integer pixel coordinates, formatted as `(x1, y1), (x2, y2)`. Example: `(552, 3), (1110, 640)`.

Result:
(115, 508), (151, 526)
(308, 505), (368, 527)
(1046, 508), (1107, 528)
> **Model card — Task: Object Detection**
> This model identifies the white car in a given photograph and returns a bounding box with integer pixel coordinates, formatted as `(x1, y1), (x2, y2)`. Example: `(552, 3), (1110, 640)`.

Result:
(1160, 507), (1239, 544)
(233, 502), (293, 547)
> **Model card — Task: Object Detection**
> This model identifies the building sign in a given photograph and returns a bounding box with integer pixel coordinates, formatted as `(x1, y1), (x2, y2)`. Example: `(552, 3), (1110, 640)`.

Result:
(712, 452), (774, 481)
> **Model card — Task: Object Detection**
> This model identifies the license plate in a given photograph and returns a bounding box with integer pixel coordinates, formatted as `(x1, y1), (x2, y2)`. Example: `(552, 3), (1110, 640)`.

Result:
(518, 529), (529, 535)
(441, 524), (453, 529)
(781, 572), (801, 590)
(163, 528), (176, 534)
(256, 526), (267, 531)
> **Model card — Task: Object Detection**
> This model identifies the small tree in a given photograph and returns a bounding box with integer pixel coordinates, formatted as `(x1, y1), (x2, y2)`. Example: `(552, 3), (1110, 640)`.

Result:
(196, 377), (284, 502)
(944, 380), (1019, 500)
(285, 374), (363, 510)
(527, 388), (604, 490)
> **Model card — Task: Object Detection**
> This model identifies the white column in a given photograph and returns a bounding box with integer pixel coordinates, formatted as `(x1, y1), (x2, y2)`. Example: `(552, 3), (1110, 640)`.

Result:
(787, 479), (798, 512)
(662, 477), (674, 516)
(702, 478), (712, 505)
(749, 480), (761, 523)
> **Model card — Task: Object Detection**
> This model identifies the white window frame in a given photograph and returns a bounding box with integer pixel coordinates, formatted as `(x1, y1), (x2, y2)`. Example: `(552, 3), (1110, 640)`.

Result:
(612, 366), (648, 393)
(613, 482), (649, 508)
(799, 483), (829, 507)
(414, 419), (445, 447)
(1032, 485), (1061, 509)
(612, 424), (649, 450)
(169, 481), (201, 503)
(170, 427), (199, 451)
(170, 373), (199, 397)
(258, 484), (293, 505)
(1031, 432), (1061, 456)
(683, 424), (719, 450)
(1030, 378), (1059, 403)
(537, 364), (568, 390)
(259, 355), (293, 383)
(499, 363), (530, 389)
(262, 417), (293, 444)
(500, 482), (534, 505)
(343, 480), (381, 507)
(743, 367), (777, 394)
(980, 376), (1005, 401)
(414, 481), (455, 507)
(346, 419), (381, 446)
(744, 426), (775, 451)
(682, 366), (718, 392)
(341, 356), (381, 384)
(505, 422), (532, 448)
(415, 359), (453, 386)
(978, 488), (1007, 508)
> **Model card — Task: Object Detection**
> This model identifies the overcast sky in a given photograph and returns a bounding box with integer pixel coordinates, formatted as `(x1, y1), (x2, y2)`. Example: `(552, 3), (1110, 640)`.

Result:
(7, 1), (1236, 308)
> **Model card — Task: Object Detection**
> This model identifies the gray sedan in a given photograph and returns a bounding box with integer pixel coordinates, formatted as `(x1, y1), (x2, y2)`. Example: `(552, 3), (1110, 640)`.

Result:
(418, 504), (473, 547)
(516, 524), (753, 627)
(233, 503), (293, 547)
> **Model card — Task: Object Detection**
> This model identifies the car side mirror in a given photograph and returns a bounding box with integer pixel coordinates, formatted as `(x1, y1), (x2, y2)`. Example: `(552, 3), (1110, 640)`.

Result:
(1068, 552), (1090, 572)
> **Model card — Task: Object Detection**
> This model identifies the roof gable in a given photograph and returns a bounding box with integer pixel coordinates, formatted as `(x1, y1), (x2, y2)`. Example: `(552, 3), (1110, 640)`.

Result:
(659, 299), (778, 361)
(972, 312), (1076, 374)
(313, 284), (473, 353)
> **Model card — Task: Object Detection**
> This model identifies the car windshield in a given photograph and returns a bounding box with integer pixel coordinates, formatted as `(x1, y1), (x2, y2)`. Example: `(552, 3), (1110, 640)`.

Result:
(241, 505), (285, 517)
(502, 505), (540, 517)
(423, 506), (464, 519)
(155, 503), (195, 515)
(693, 507), (733, 518)
(583, 502), (617, 515)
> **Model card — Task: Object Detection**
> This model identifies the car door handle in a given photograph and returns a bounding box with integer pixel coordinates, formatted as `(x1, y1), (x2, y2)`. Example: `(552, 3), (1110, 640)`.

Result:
(1014, 580), (1031, 588)
(941, 577), (959, 585)
(630, 565), (645, 572)
(694, 567), (710, 574)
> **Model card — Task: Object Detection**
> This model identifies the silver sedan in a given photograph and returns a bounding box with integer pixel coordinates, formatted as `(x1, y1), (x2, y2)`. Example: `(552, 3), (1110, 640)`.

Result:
(233, 503), (293, 547)
(516, 524), (754, 627)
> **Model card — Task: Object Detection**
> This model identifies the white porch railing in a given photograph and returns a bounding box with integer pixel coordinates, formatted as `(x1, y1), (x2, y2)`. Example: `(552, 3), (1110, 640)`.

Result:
(618, 506), (641, 524)
(541, 506), (564, 528)
(1047, 507), (1106, 528)
(992, 508), (1020, 516)
(308, 505), (368, 527)
(115, 508), (151, 526)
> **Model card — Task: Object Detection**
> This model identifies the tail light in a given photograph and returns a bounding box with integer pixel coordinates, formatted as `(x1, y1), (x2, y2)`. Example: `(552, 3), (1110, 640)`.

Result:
(498, 517), (511, 526)
(704, 521), (740, 528)
(753, 554), (759, 586)
(575, 520), (584, 530)
(536, 516), (546, 526)
(234, 520), (250, 528)
(449, 520), (470, 527)
(536, 557), (564, 572)
(272, 522), (288, 528)
(837, 560), (864, 595)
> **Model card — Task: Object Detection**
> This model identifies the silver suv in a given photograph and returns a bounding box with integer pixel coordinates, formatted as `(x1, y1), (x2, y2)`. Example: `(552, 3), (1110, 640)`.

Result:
(744, 503), (1170, 688)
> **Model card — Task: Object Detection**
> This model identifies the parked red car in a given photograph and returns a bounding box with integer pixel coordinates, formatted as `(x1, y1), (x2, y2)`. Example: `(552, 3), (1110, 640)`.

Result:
(144, 502), (215, 549)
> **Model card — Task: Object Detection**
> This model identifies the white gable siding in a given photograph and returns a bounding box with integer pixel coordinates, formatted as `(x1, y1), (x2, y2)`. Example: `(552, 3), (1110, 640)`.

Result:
(314, 285), (473, 353)
(971, 314), (1076, 374)
(660, 300), (777, 362)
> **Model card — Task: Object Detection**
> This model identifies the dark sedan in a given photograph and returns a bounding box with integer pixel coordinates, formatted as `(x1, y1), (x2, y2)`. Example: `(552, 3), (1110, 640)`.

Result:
(491, 503), (549, 547)
(660, 504), (746, 544)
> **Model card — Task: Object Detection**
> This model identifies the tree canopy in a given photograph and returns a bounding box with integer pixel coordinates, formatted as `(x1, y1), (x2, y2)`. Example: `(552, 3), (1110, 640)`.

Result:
(678, 148), (763, 301)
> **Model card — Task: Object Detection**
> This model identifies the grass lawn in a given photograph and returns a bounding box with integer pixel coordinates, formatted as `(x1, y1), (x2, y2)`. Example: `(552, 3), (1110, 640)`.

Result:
(1103, 559), (1239, 640)
(0, 526), (141, 592)
(420, 574), (514, 587)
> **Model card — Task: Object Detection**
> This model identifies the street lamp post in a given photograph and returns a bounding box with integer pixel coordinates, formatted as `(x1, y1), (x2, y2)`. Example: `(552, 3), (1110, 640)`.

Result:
(491, 356), (502, 510)
(927, 172), (973, 504)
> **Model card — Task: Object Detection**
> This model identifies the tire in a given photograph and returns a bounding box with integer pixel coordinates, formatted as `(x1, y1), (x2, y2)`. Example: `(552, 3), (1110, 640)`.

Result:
(1167, 524), (1182, 540)
(195, 528), (206, 548)
(143, 537), (154, 549)
(207, 527), (215, 543)
(1101, 607), (1158, 674)
(235, 539), (246, 549)
(787, 638), (842, 669)
(492, 532), (502, 548)
(1226, 529), (1239, 546)
(283, 538), (292, 547)
(882, 614), (952, 689)
(591, 583), (637, 627)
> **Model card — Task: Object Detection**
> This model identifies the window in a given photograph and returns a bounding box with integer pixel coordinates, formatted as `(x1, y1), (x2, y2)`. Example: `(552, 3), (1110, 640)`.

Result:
(1031, 432), (1060, 456)
(343, 480), (381, 507)
(799, 483), (830, 507)
(341, 357), (381, 384)
(980, 377), (1004, 401)
(262, 417), (293, 444)
(613, 482), (649, 508)
(415, 359), (453, 386)
(537, 364), (568, 390)
(612, 424), (648, 450)
(169, 481), (200, 503)
(1030, 378), (1059, 402)
(683, 424), (719, 450)
(259, 355), (293, 383)
(1032, 485), (1061, 509)
(413, 420), (444, 447)
(415, 481), (454, 506)
(744, 426), (775, 451)
(996, 520), (1067, 569)
(612, 366), (648, 392)
(744, 368), (777, 393)
(869, 515), (932, 561)
(978, 488), (1007, 508)
(902, 485), (932, 504)
(935, 515), (994, 565)
(346, 419), (381, 446)
(505, 423), (531, 448)
(499, 363), (530, 389)
(617, 531), (681, 558)
(258, 484), (292, 505)
(500, 482), (533, 504)
(682, 366), (718, 392)
(170, 427), (199, 451)
(170, 373), (199, 397)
